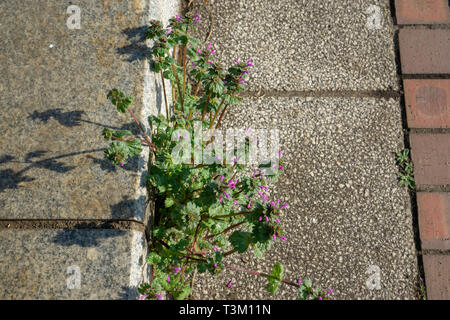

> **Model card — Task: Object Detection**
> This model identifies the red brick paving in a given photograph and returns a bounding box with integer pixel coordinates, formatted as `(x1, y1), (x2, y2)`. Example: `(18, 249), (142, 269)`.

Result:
(404, 79), (450, 128)
(410, 133), (450, 186)
(422, 255), (450, 300)
(399, 29), (450, 74)
(395, 0), (450, 24)
(417, 193), (450, 250)
(396, 0), (450, 300)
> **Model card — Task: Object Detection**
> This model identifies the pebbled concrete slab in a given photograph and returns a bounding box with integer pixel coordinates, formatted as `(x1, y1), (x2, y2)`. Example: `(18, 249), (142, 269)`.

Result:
(0, 229), (147, 299)
(189, 0), (399, 91)
(0, 0), (152, 220)
(192, 97), (418, 299)
(0, 0), (180, 220)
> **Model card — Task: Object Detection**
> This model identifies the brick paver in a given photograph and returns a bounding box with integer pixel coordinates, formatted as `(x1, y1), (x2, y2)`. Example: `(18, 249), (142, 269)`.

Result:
(404, 79), (450, 128)
(417, 192), (450, 250)
(410, 133), (450, 186)
(422, 254), (450, 300)
(399, 29), (450, 74)
(395, 0), (450, 24)
(396, 0), (450, 300)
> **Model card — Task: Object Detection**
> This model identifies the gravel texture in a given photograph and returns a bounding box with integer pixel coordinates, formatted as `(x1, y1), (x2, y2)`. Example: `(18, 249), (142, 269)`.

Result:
(189, 0), (399, 91)
(191, 97), (419, 300)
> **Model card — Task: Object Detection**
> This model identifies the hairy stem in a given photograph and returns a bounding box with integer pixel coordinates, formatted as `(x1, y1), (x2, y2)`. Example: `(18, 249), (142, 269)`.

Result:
(161, 71), (169, 121)
(224, 264), (300, 288)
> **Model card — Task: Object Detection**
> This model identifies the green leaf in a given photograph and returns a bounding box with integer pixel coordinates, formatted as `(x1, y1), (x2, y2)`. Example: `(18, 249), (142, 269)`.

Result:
(146, 252), (161, 264)
(271, 262), (284, 281)
(174, 286), (191, 300)
(229, 231), (252, 253)
(165, 197), (175, 208)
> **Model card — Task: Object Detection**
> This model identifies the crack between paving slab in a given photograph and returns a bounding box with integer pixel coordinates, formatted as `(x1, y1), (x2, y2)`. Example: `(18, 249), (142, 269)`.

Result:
(402, 74), (450, 79)
(237, 90), (401, 99)
(415, 185), (450, 193)
(0, 219), (145, 233)
(421, 249), (450, 256)
(390, 0), (427, 298)
(410, 128), (450, 134)
(395, 24), (450, 30)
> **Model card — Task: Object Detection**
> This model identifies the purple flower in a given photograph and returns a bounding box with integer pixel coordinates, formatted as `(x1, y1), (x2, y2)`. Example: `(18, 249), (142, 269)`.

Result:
(259, 216), (263, 222)
(227, 280), (233, 288)
(155, 293), (162, 300)
(173, 267), (181, 274)
(207, 42), (212, 49)
(279, 165), (284, 171)
(213, 263), (217, 267)
(166, 28), (172, 36)
(120, 162), (125, 167)
(265, 216), (269, 222)
(219, 196), (223, 203)
(167, 276), (170, 282)
(278, 149), (283, 159)
(139, 294), (148, 300)
(192, 14), (201, 24)
(224, 192), (230, 199)
(275, 218), (280, 224)
(271, 201), (276, 208)
(298, 278), (302, 286)
(326, 288), (334, 296)
(272, 234), (277, 241)
(240, 78), (246, 83)
(247, 59), (253, 67)
(319, 296), (323, 300)
(280, 236), (287, 242)
(281, 203), (288, 209)
(220, 175), (225, 182)
(213, 247), (218, 252)
(234, 59), (239, 64)
(247, 201), (252, 209)
(207, 61), (213, 65)
(196, 48), (202, 54)
(176, 15), (182, 22)
(234, 200), (238, 205)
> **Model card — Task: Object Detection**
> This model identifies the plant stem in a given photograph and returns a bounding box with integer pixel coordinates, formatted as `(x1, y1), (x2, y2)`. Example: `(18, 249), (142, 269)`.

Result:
(215, 104), (228, 129)
(127, 108), (158, 150)
(224, 264), (300, 288)
(201, 91), (212, 122)
(206, 220), (245, 240)
(171, 63), (184, 113)
(212, 211), (253, 220)
(209, 97), (226, 129)
(161, 71), (169, 121)
(182, 45), (187, 103)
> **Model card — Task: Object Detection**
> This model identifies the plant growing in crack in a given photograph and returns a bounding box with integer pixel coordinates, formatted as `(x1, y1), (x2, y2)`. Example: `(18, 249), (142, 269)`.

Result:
(102, 13), (332, 301)
(396, 148), (415, 190)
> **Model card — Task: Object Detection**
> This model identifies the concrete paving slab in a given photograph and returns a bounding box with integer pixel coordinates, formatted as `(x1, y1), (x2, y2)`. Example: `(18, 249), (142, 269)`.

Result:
(191, 96), (418, 299)
(0, 229), (147, 299)
(0, 0), (169, 220)
(189, 0), (399, 91)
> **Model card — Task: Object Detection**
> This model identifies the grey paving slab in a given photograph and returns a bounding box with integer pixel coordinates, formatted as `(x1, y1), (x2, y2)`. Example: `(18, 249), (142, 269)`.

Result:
(190, 0), (399, 91)
(0, 0), (178, 220)
(191, 97), (418, 299)
(0, 229), (147, 299)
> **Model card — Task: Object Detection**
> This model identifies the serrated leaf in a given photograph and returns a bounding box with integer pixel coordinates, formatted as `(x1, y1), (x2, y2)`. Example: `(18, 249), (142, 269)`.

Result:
(229, 231), (252, 253)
